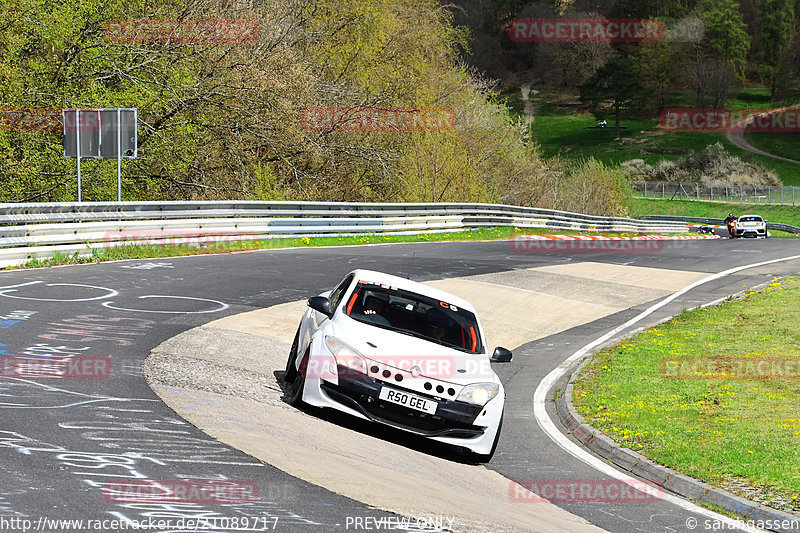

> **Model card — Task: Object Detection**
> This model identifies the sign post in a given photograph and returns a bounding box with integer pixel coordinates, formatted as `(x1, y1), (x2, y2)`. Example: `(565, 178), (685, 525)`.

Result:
(76, 109), (81, 202)
(63, 108), (137, 202)
(117, 108), (121, 202)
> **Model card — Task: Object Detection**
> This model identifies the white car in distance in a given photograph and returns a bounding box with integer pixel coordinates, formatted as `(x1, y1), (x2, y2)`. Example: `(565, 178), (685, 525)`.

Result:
(284, 269), (512, 462)
(733, 215), (768, 238)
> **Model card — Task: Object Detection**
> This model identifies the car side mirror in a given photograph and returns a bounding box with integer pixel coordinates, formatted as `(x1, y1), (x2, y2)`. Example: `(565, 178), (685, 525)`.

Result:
(307, 295), (332, 318)
(491, 347), (513, 363)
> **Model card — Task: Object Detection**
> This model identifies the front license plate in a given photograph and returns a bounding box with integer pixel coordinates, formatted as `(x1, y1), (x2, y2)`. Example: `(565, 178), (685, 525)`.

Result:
(378, 387), (437, 414)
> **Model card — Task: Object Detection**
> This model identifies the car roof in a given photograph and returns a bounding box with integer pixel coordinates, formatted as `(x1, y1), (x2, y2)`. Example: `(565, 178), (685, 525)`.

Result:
(347, 269), (477, 313)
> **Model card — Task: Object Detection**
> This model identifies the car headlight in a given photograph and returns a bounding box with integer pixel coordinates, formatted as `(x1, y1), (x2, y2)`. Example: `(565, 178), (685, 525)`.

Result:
(457, 382), (499, 406)
(325, 336), (367, 374)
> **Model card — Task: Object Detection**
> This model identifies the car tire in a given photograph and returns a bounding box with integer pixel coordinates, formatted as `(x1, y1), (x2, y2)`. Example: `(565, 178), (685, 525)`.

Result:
(467, 414), (503, 463)
(288, 349), (309, 407)
(285, 326), (301, 382)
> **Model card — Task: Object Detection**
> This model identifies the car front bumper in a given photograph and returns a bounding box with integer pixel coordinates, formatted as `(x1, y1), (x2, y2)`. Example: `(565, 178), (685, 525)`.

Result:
(299, 354), (505, 454)
(734, 227), (766, 237)
(320, 375), (485, 439)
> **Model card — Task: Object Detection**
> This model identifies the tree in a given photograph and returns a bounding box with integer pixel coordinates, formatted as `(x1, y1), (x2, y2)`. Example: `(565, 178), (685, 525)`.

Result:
(636, 41), (690, 111)
(578, 56), (643, 139)
(755, 0), (796, 99)
(692, 0), (750, 108)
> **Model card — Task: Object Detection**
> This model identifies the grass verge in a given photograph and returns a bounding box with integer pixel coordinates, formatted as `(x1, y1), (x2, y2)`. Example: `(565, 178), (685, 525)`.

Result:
(632, 198), (800, 229)
(573, 278), (800, 512)
(745, 131), (800, 163)
(9, 226), (685, 270)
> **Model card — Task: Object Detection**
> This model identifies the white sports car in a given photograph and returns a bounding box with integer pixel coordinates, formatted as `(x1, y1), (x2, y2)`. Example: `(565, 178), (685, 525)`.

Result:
(284, 269), (512, 461)
(733, 215), (768, 238)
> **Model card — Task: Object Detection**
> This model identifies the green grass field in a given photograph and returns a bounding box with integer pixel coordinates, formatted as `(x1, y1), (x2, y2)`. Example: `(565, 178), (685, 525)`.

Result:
(573, 278), (800, 512)
(503, 86), (800, 185)
(631, 198), (800, 228)
(746, 131), (800, 163)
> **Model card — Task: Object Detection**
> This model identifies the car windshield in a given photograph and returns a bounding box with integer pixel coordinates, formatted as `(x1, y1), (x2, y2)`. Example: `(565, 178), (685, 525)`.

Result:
(738, 216), (762, 222)
(343, 281), (483, 354)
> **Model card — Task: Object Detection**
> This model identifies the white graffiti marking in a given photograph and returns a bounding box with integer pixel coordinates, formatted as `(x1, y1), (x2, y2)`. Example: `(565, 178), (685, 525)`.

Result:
(120, 263), (174, 270)
(0, 282), (118, 302)
(0, 379), (160, 409)
(102, 295), (229, 314)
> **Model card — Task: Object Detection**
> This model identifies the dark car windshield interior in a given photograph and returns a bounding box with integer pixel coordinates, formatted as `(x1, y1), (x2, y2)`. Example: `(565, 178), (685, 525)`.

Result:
(343, 281), (483, 354)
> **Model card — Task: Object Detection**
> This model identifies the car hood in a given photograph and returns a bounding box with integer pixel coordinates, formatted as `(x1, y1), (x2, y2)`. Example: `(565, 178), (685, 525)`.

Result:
(327, 315), (498, 386)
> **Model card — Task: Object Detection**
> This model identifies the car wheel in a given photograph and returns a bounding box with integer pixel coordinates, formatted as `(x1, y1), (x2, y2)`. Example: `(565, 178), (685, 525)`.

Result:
(284, 326), (301, 382)
(288, 349), (309, 407)
(467, 414), (503, 463)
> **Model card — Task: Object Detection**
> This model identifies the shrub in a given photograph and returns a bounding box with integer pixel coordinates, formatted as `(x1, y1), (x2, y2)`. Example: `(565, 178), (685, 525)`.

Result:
(620, 143), (781, 186)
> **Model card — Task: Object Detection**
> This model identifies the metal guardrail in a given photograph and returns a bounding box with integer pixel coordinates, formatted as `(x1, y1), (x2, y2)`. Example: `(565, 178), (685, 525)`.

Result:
(0, 201), (689, 268)
(633, 181), (800, 206)
(642, 215), (800, 234)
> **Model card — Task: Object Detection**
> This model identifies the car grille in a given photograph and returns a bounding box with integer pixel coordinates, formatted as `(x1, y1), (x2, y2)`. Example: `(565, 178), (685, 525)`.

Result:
(321, 381), (484, 438)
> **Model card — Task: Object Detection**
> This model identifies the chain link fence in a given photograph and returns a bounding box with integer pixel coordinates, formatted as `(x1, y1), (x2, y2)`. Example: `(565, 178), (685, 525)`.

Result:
(632, 181), (800, 206)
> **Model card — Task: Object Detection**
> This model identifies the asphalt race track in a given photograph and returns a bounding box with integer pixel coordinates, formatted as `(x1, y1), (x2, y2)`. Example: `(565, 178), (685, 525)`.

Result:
(1, 234), (798, 533)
